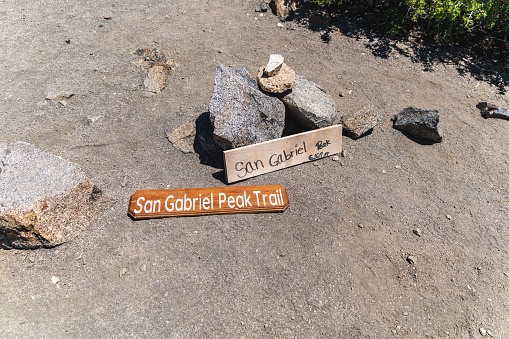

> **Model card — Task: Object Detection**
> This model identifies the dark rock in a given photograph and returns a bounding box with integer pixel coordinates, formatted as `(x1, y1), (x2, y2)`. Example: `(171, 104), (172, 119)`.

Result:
(477, 102), (509, 120)
(277, 75), (337, 129)
(341, 104), (381, 138)
(0, 142), (111, 249)
(209, 65), (285, 150)
(392, 107), (444, 143)
(309, 11), (331, 27)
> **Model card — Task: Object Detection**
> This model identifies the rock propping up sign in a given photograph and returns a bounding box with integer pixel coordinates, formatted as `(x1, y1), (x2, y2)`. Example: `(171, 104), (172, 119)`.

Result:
(128, 185), (289, 219)
(224, 125), (342, 183)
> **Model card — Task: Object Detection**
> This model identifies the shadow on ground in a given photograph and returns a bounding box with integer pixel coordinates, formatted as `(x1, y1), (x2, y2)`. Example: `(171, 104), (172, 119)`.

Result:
(283, 4), (509, 95)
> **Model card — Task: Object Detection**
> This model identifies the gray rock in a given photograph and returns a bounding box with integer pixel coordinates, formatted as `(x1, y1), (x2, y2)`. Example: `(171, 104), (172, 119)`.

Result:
(235, 67), (259, 89)
(477, 102), (509, 120)
(255, 1), (268, 12)
(277, 75), (337, 129)
(392, 107), (444, 143)
(209, 64), (285, 150)
(341, 104), (381, 138)
(167, 123), (196, 153)
(0, 142), (109, 249)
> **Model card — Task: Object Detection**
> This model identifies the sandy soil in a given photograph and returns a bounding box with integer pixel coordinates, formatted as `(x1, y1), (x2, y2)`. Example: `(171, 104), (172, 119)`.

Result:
(1, 0), (508, 337)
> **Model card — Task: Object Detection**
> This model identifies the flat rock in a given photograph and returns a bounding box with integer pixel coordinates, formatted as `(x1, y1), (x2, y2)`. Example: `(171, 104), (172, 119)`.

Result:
(167, 123), (196, 153)
(392, 107), (444, 143)
(277, 75), (337, 129)
(264, 54), (284, 76)
(209, 65), (285, 150)
(0, 142), (107, 249)
(477, 102), (509, 120)
(144, 65), (167, 93)
(341, 104), (381, 138)
(257, 63), (296, 94)
(46, 91), (74, 101)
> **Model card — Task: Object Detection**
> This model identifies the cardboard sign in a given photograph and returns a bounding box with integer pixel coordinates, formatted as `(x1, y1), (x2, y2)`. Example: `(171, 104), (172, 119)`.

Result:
(128, 185), (289, 219)
(224, 125), (342, 183)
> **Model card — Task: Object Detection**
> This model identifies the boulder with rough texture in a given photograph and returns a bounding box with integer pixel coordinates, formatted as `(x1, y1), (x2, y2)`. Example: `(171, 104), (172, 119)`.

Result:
(209, 65), (285, 150)
(257, 63), (296, 94)
(277, 75), (337, 129)
(477, 102), (509, 120)
(264, 54), (284, 76)
(0, 142), (106, 249)
(166, 123), (196, 153)
(341, 104), (381, 138)
(392, 107), (444, 142)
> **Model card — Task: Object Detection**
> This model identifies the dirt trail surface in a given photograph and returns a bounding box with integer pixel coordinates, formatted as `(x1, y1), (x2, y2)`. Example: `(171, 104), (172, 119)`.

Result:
(1, 1), (508, 337)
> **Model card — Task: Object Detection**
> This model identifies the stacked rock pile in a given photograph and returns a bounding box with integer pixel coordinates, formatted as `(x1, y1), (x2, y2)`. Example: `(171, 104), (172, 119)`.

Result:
(209, 55), (340, 150)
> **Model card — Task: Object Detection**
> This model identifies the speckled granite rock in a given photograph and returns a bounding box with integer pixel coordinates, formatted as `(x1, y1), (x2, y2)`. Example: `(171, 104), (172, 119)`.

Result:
(0, 142), (108, 249)
(277, 75), (337, 129)
(209, 64), (285, 150)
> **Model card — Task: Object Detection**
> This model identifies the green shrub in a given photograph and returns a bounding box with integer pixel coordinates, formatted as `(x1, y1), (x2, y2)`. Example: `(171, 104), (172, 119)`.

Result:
(313, 0), (509, 40)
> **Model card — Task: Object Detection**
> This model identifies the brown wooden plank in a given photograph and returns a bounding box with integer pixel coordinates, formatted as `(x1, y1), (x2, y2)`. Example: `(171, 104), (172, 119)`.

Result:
(128, 185), (289, 219)
(223, 125), (342, 183)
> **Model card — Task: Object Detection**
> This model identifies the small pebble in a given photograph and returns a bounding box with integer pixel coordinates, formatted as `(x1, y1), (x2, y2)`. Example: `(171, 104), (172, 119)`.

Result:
(504, 272), (509, 277)
(403, 312), (408, 316)
(406, 255), (416, 265)
(119, 268), (127, 277)
(140, 264), (147, 272)
(277, 22), (284, 27)
(332, 155), (340, 161)
(446, 215), (452, 220)
(479, 327), (487, 336)
(487, 329), (493, 336)
(413, 228), (422, 237)
(339, 92), (344, 97)
(341, 150), (346, 157)
(358, 223), (364, 228)
(51, 276), (59, 284)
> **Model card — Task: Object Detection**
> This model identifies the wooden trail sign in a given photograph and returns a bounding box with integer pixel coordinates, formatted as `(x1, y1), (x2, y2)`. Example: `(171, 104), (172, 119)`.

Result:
(128, 185), (289, 219)
(224, 124), (342, 183)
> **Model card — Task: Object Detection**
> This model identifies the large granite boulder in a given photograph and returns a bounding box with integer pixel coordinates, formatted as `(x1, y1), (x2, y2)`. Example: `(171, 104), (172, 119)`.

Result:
(277, 75), (337, 129)
(209, 65), (285, 150)
(0, 142), (107, 249)
(392, 107), (444, 143)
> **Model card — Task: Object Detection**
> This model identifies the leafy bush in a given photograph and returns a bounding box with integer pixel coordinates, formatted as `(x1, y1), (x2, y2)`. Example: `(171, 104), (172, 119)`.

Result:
(313, 0), (509, 40)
